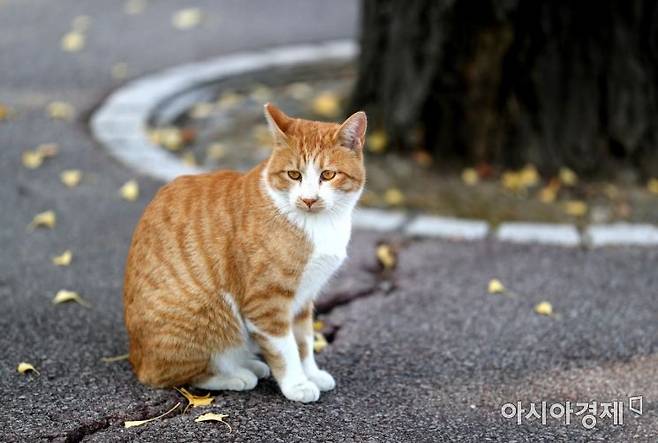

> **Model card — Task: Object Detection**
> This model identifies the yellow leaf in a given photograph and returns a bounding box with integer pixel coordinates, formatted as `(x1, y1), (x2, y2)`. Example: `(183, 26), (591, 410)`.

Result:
(47, 101), (76, 121)
(17, 362), (40, 375)
(172, 8), (202, 30)
(123, 0), (146, 15)
(647, 178), (658, 195)
(383, 188), (404, 206)
(559, 167), (577, 186)
(72, 15), (91, 32)
(120, 180), (139, 201)
(101, 353), (129, 363)
(0, 103), (12, 120)
(111, 62), (129, 80)
(206, 143), (226, 161)
(52, 250), (73, 266)
(313, 332), (328, 353)
(22, 150), (44, 169)
(176, 387), (214, 413)
(366, 131), (388, 153)
(534, 301), (553, 316)
(287, 82), (313, 100)
(563, 200), (588, 217)
(182, 152), (197, 167)
(461, 168), (479, 186)
(124, 402), (181, 428)
(519, 164), (540, 187)
(312, 92), (340, 118)
(60, 169), (82, 187)
(252, 124), (271, 146)
(61, 31), (85, 52)
(216, 91), (243, 110)
(155, 127), (183, 151)
(538, 179), (560, 203)
(52, 290), (91, 308)
(376, 244), (396, 269)
(501, 171), (523, 192)
(487, 278), (505, 294)
(313, 320), (325, 332)
(29, 210), (56, 229)
(194, 412), (232, 432)
(190, 102), (214, 119)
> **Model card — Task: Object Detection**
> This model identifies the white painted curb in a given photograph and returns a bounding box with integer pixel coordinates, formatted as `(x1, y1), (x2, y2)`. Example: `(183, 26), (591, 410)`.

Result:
(91, 40), (657, 248)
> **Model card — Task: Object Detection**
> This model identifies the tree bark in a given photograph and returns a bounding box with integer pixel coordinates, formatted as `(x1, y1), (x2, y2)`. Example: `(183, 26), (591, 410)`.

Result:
(351, 0), (658, 177)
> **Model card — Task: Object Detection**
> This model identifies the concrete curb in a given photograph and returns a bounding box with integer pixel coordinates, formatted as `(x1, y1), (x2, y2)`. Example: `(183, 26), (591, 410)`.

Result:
(91, 40), (657, 248)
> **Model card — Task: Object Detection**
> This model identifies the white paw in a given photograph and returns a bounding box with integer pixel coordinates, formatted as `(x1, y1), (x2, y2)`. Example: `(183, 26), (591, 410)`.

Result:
(245, 359), (271, 379)
(306, 369), (335, 392)
(281, 379), (320, 403)
(226, 369), (258, 391)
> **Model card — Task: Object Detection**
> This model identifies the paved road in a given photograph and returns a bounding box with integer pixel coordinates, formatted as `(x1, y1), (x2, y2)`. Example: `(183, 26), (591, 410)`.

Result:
(1, 1), (657, 441)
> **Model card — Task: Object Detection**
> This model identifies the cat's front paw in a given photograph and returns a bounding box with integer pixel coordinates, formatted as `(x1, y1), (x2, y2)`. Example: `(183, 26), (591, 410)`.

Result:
(306, 369), (335, 391)
(281, 379), (320, 403)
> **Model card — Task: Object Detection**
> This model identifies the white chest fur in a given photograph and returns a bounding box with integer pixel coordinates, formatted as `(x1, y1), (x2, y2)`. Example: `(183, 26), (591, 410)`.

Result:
(291, 213), (351, 315)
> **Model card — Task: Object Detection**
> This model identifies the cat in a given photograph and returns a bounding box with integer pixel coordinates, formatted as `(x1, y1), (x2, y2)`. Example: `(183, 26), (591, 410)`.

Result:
(123, 103), (367, 402)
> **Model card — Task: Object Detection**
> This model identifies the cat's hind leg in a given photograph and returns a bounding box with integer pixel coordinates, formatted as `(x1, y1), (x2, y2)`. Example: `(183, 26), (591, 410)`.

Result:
(193, 346), (259, 391)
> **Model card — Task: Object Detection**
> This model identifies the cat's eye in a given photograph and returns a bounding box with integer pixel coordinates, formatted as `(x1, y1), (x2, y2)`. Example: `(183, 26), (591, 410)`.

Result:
(320, 170), (336, 181)
(287, 170), (302, 180)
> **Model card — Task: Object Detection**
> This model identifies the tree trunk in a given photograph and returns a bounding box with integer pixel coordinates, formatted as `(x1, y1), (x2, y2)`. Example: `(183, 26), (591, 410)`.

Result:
(351, 0), (658, 177)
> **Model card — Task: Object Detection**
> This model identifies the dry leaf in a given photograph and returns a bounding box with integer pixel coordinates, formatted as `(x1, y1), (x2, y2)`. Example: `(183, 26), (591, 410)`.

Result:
(312, 92), (340, 118)
(487, 278), (505, 294)
(366, 131), (388, 153)
(124, 0), (146, 15)
(563, 200), (588, 217)
(252, 124), (271, 146)
(61, 31), (85, 52)
(111, 62), (129, 80)
(313, 320), (325, 332)
(647, 178), (658, 195)
(461, 168), (479, 186)
(120, 180), (139, 201)
(194, 412), (232, 432)
(249, 84), (272, 102)
(287, 82), (313, 100)
(182, 152), (197, 167)
(313, 332), (328, 353)
(383, 188), (404, 206)
(60, 169), (82, 187)
(22, 150), (44, 169)
(29, 210), (56, 229)
(501, 171), (523, 192)
(124, 402), (180, 428)
(52, 290), (91, 308)
(190, 102), (214, 119)
(376, 244), (396, 270)
(412, 150), (433, 168)
(176, 387), (214, 413)
(538, 178), (560, 203)
(47, 101), (75, 121)
(0, 103), (12, 120)
(559, 167), (577, 186)
(519, 164), (540, 187)
(17, 362), (40, 375)
(534, 301), (553, 316)
(216, 91), (243, 110)
(153, 127), (184, 151)
(101, 353), (129, 363)
(172, 8), (202, 30)
(206, 143), (226, 161)
(72, 15), (91, 32)
(52, 250), (73, 266)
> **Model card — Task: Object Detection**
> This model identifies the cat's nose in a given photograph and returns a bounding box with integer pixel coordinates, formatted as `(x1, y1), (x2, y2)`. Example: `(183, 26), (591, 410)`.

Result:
(301, 198), (318, 208)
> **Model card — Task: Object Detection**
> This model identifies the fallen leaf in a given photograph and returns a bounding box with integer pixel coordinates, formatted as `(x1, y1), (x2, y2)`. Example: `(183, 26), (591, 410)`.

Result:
(176, 387), (214, 413)
(37, 143), (59, 158)
(124, 402), (181, 428)
(206, 143), (226, 161)
(249, 84), (272, 102)
(534, 301), (553, 316)
(383, 188), (404, 206)
(29, 210), (56, 229)
(123, 0), (147, 15)
(194, 412), (232, 432)
(519, 164), (540, 187)
(111, 62), (129, 80)
(172, 8), (202, 30)
(313, 320), (325, 332)
(501, 171), (523, 192)
(647, 178), (658, 195)
(182, 152), (197, 167)
(52, 250), (73, 266)
(52, 290), (91, 308)
(538, 178), (560, 203)
(366, 131), (388, 153)
(120, 180), (139, 201)
(22, 150), (44, 169)
(72, 15), (91, 32)
(0, 103), (13, 120)
(252, 124), (272, 146)
(60, 169), (82, 187)
(376, 244), (396, 270)
(17, 362), (40, 375)
(487, 278), (505, 294)
(61, 31), (85, 52)
(287, 82), (313, 100)
(559, 167), (577, 186)
(461, 168), (479, 186)
(190, 102), (214, 119)
(412, 150), (433, 167)
(216, 91), (243, 110)
(311, 92), (340, 118)
(101, 353), (129, 363)
(151, 127), (184, 151)
(47, 101), (76, 121)
(313, 332), (328, 353)
(563, 200), (588, 217)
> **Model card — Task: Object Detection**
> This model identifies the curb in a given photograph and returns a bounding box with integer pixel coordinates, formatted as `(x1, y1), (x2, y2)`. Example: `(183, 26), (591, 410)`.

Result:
(91, 40), (657, 248)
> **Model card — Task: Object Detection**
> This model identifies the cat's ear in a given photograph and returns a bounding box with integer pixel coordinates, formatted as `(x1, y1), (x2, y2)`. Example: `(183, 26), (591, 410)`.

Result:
(337, 111), (367, 150)
(264, 103), (292, 145)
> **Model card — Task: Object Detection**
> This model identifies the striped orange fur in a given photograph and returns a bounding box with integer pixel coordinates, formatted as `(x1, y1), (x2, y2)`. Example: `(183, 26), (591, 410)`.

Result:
(124, 103), (367, 402)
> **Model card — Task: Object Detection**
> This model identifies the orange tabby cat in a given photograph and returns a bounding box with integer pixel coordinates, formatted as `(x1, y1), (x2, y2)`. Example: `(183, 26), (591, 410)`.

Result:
(124, 103), (366, 402)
